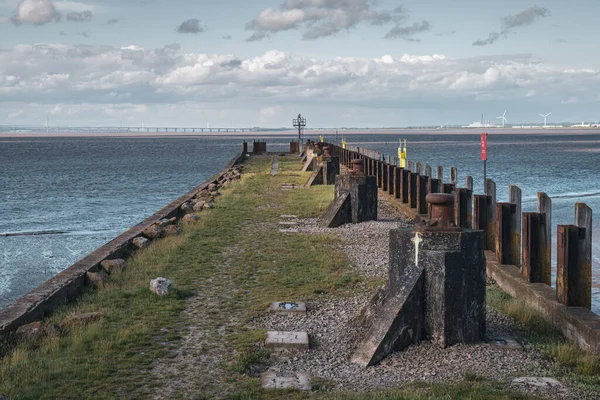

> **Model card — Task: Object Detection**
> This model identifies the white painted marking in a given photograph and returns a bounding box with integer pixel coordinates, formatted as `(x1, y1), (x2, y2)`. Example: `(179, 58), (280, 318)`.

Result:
(411, 232), (422, 266)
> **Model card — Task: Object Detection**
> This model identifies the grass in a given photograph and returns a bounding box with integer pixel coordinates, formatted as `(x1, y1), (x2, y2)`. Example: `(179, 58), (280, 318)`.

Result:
(487, 285), (600, 393)
(0, 153), (589, 399)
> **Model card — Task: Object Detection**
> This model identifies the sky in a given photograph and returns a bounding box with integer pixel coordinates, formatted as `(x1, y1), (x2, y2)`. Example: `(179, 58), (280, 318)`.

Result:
(1, 0), (599, 128)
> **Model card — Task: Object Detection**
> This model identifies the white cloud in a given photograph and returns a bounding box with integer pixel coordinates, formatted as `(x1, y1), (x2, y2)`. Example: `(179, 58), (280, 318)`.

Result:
(11, 0), (60, 25)
(260, 106), (282, 122)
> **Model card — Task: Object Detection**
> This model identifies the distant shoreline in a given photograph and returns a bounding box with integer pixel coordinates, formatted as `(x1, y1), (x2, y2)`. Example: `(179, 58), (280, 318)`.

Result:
(2, 127), (600, 138)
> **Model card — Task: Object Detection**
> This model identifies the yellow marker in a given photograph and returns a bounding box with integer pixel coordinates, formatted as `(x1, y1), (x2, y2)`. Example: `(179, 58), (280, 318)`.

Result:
(341, 136), (346, 149)
(319, 135), (324, 142)
(399, 139), (407, 168)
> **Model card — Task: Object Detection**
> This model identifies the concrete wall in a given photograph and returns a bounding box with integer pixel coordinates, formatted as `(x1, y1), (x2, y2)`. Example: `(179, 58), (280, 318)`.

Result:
(0, 153), (244, 338)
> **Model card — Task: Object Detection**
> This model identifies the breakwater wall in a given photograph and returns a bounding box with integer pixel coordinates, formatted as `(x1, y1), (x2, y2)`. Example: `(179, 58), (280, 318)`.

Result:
(324, 142), (600, 354)
(0, 152), (245, 337)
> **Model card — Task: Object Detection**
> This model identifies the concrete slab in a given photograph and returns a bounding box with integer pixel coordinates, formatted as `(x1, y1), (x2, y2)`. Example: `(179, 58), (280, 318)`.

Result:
(266, 331), (309, 350)
(486, 335), (523, 350)
(260, 372), (311, 391)
(278, 221), (298, 226)
(269, 302), (307, 314)
(511, 377), (563, 388)
(280, 215), (298, 219)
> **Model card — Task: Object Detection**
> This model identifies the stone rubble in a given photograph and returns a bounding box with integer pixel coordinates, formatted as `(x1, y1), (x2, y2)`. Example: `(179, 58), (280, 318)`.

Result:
(150, 277), (173, 296)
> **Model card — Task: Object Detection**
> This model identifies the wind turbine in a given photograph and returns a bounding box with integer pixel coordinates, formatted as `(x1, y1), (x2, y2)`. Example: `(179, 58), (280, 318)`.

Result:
(539, 112), (551, 127)
(497, 110), (508, 128)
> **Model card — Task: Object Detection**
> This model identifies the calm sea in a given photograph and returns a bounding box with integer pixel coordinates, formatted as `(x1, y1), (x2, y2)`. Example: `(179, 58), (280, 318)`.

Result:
(1, 132), (599, 313)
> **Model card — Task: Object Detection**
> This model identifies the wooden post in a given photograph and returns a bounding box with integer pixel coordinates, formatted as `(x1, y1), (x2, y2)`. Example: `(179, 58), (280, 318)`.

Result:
(450, 167), (458, 185)
(466, 176), (473, 191)
(443, 183), (455, 194)
(400, 168), (409, 203)
(486, 179), (497, 250)
(557, 225), (586, 307)
(522, 212), (544, 283)
(537, 192), (552, 285)
(437, 166), (444, 182)
(388, 164), (395, 195)
(377, 161), (383, 188)
(394, 166), (401, 199)
(415, 162), (422, 175)
(509, 185), (522, 268)
(424, 164), (432, 178)
(455, 188), (473, 229)
(408, 172), (418, 208)
(382, 162), (389, 191)
(575, 203), (592, 309)
(417, 175), (430, 215)
(496, 202), (516, 265)
(474, 195), (492, 250)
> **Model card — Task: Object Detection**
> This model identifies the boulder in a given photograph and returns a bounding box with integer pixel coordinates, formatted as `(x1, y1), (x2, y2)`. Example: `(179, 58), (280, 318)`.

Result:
(193, 201), (206, 212)
(132, 236), (150, 249)
(164, 225), (182, 236)
(101, 258), (127, 274)
(59, 312), (103, 331)
(208, 183), (217, 190)
(157, 218), (176, 227)
(180, 201), (194, 214)
(143, 224), (164, 240)
(182, 214), (200, 224)
(203, 202), (213, 209)
(86, 271), (109, 286)
(16, 322), (60, 341)
(150, 277), (172, 296)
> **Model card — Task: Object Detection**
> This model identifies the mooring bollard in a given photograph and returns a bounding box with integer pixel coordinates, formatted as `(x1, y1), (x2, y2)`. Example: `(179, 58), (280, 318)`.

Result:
(351, 193), (486, 366)
(427, 178), (442, 218)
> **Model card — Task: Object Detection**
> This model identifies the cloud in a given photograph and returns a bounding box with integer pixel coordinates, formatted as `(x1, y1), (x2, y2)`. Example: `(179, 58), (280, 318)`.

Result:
(260, 105), (282, 122)
(11, 0), (61, 25)
(1, 43), (599, 126)
(66, 10), (92, 22)
(246, 0), (421, 41)
(107, 18), (119, 24)
(385, 20), (431, 41)
(473, 6), (551, 46)
(222, 35), (232, 40)
(176, 18), (204, 34)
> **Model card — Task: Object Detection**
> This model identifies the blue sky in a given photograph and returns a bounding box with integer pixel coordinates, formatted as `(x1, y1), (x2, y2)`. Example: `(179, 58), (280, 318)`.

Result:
(1, 0), (599, 127)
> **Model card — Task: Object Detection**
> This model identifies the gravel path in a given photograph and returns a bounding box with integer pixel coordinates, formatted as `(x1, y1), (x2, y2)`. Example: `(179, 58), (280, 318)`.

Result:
(257, 194), (579, 399)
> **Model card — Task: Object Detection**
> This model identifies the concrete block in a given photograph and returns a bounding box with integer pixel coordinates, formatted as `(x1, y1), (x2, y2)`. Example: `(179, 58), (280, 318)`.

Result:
(260, 372), (311, 391)
(266, 331), (309, 350)
(269, 302), (307, 314)
(305, 166), (324, 187)
(322, 191), (352, 228)
(322, 157), (340, 185)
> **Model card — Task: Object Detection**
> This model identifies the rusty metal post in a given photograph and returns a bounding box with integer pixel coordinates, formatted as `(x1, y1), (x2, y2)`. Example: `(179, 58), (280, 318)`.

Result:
(474, 195), (493, 250)
(436, 166), (444, 182)
(427, 178), (442, 218)
(382, 162), (389, 191)
(400, 168), (409, 204)
(496, 202), (518, 266)
(417, 175), (430, 215)
(509, 185), (522, 268)
(408, 172), (418, 208)
(424, 164), (432, 178)
(388, 163), (395, 195)
(466, 176), (473, 191)
(557, 225), (586, 307)
(575, 203), (592, 309)
(537, 192), (552, 285)
(486, 179), (497, 249)
(522, 212), (544, 283)
(377, 160), (383, 188)
(450, 167), (458, 185)
(407, 160), (414, 172)
(415, 162), (422, 175)
(455, 188), (473, 229)
(394, 166), (401, 199)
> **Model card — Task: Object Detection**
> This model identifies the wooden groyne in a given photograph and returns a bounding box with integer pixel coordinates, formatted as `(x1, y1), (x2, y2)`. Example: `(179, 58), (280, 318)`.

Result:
(326, 141), (600, 354)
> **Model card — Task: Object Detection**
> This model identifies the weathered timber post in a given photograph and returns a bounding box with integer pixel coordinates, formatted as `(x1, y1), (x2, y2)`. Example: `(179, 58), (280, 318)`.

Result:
(388, 163), (395, 195)
(455, 188), (473, 229)
(509, 185), (522, 268)
(443, 183), (455, 194)
(290, 141), (300, 153)
(351, 193), (486, 366)
(407, 160), (414, 172)
(408, 172), (418, 209)
(466, 176), (473, 191)
(417, 175), (430, 215)
(321, 150), (340, 186)
(437, 166), (444, 182)
(495, 202), (519, 266)
(393, 166), (401, 199)
(415, 162), (422, 175)
(377, 160), (383, 188)
(427, 178), (442, 218)
(522, 212), (544, 283)
(424, 164), (432, 178)
(537, 193), (552, 285)
(450, 167), (458, 185)
(400, 168), (409, 204)
(382, 162), (389, 192)
(556, 203), (593, 309)
(486, 179), (497, 250)
(474, 195), (491, 250)
(242, 141), (248, 154)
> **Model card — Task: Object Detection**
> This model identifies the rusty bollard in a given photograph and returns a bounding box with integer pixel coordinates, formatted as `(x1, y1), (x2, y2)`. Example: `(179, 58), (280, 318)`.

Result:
(323, 146), (331, 158)
(419, 193), (459, 231)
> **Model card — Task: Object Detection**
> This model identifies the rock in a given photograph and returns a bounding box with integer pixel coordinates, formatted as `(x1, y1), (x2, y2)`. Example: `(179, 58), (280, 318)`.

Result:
(86, 271), (109, 286)
(180, 201), (194, 214)
(511, 377), (563, 388)
(16, 322), (42, 341)
(193, 201), (206, 212)
(164, 225), (182, 236)
(182, 214), (200, 224)
(101, 258), (127, 274)
(157, 218), (176, 227)
(203, 202), (213, 209)
(59, 312), (103, 330)
(208, 183), (217, 190)
(150, 277), (172, 296)
(143, 224), (164, 240)
(132, 236), (150, 249)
